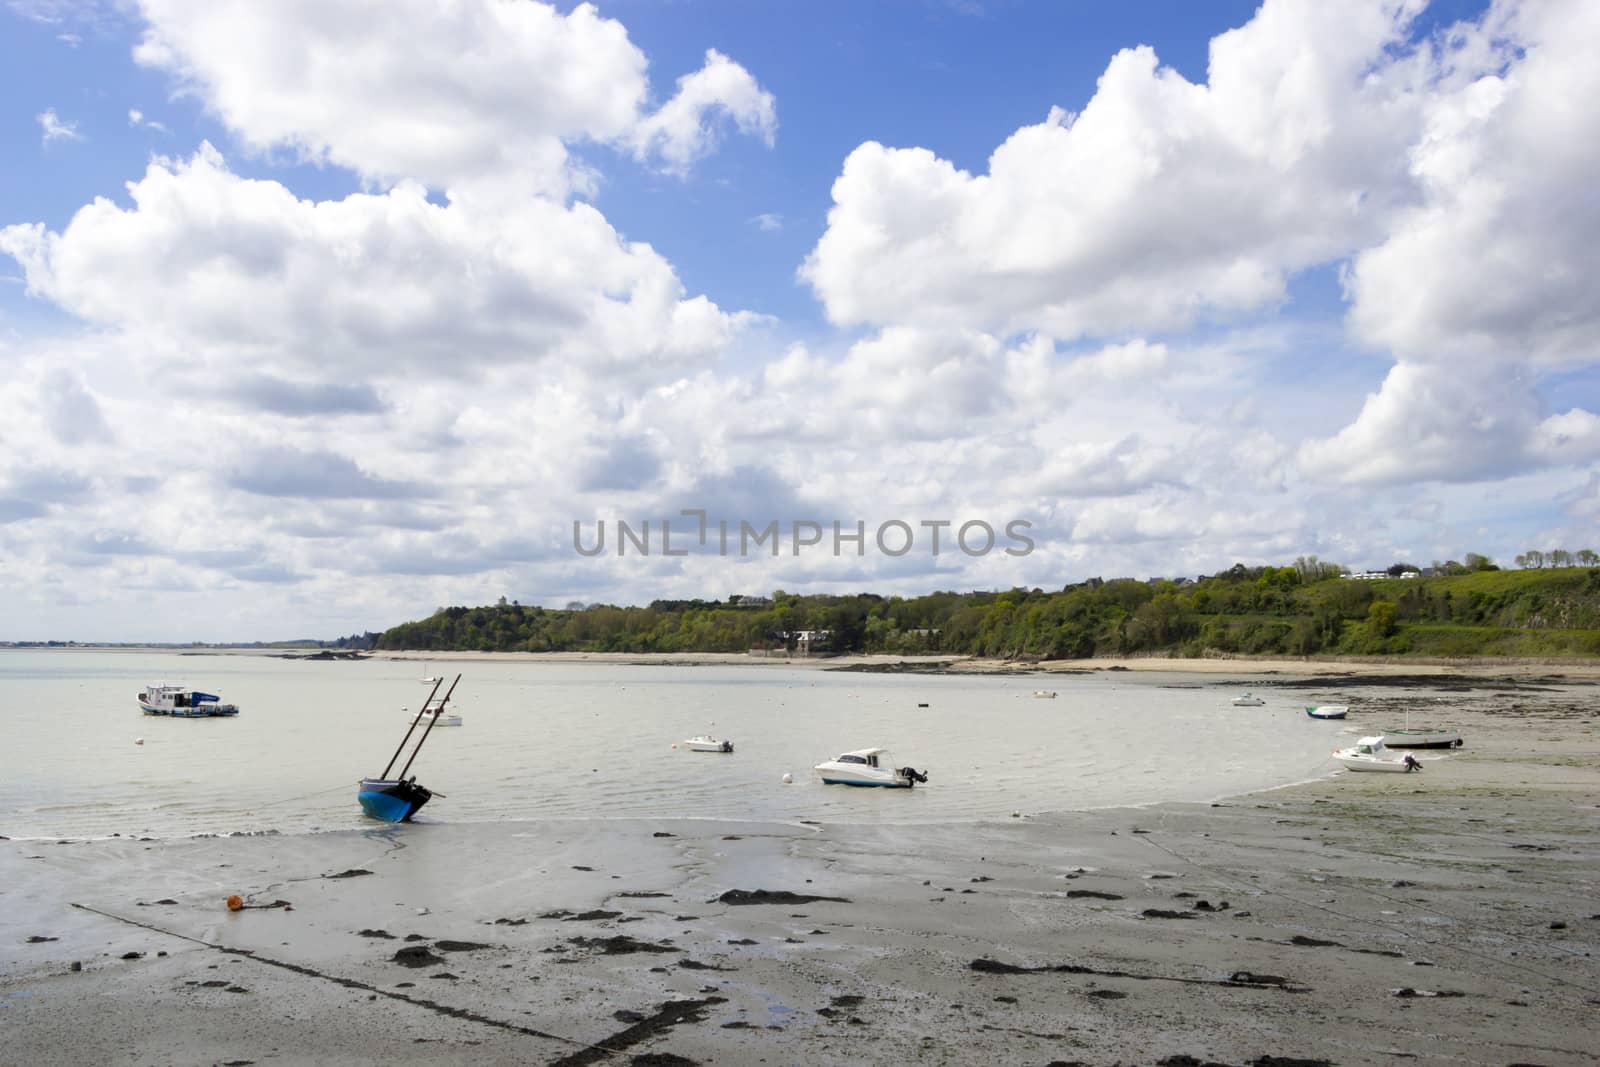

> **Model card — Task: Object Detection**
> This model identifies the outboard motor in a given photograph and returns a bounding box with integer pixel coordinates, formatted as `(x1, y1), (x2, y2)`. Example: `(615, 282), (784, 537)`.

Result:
(899, 767), (929, 785)
(722, 740), (734, 753)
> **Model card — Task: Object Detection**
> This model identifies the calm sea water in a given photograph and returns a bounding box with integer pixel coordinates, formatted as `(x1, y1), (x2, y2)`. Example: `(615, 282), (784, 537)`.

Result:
(0, 650), (1349, 839)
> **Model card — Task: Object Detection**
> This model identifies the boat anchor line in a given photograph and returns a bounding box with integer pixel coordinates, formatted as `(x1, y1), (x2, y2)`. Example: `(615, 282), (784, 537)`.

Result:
(67, 903), (621, 1057)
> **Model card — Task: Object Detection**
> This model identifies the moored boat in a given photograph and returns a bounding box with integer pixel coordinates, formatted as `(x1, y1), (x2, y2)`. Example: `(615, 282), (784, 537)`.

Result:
(1380, 729), (1462, 749)
(1332, 736), (1423, 773)
(1033, 690), (1058, 699)
(138, 684), (239, 717)
(402, 707), (462, 728)
(683, 735), (733, 752)
(359, 674), (460, 822)
(1232, 692), (1265, 706)
(814, 747), (928, 788)
(1306, 705), (1348, 719)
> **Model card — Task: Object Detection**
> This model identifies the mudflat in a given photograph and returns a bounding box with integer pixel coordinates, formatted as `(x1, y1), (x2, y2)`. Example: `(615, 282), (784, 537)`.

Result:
(4, 683), (1597, 1066)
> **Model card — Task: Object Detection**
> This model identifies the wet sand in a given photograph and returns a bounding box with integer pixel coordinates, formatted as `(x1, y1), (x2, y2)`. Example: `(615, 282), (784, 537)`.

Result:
(361, 648), (1600, 681)
(4, 684), (1598, 1065)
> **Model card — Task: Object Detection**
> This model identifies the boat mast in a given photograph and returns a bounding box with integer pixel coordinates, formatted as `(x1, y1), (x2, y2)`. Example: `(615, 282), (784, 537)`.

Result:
(380, 675), (445, 780)
(397, 673), (461, 781)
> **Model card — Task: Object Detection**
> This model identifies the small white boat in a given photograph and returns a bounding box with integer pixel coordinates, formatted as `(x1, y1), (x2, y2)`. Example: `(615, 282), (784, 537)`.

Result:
(1033, 689), (1058, 699)
(1231, 692), (1265, 707)
(403, 707), (462, 728)
(683, 735), (734, 752)
(1332, 736), (1423, 773)
(815, 747), (928, 787)
(138, 683), (239, 717)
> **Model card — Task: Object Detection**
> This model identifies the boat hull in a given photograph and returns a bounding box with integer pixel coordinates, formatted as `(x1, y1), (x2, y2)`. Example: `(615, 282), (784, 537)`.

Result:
(358, 778), (434, 822)
(1333, 756), (1416, 773)
(1305, 706), (1347, 719)
(818, 775), (914, 787)
(684, 738), (733, 752)
(139, 699), (239, 717)
(1379, 730), (1461, 748)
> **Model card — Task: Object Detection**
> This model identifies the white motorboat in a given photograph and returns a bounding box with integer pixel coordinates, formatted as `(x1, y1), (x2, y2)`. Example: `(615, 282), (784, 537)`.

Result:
(403, 707), (462, 728)
(814, 747), (928, 788)
(683, 735), (734, 752)
(1332, 736), (1423, 773)
(1033, 689), (1058, 699)
(1231, 692), (1265, 706)
(138, 683), (239, 717)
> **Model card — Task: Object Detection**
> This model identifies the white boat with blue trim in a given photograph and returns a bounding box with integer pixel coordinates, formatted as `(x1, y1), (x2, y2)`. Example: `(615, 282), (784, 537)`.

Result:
(814, 747), (928, 788)
(138, 684), (239, 717)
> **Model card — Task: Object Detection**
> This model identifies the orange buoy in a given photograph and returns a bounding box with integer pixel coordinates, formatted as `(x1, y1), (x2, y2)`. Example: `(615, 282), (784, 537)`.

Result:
(226, 895), (243, 911)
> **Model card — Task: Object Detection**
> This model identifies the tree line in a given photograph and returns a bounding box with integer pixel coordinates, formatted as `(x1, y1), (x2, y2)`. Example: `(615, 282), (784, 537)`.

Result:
(375, 557), (1600, 659)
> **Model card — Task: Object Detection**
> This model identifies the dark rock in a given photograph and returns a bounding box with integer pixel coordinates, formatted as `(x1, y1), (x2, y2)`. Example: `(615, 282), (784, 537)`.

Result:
(563, 910), (622, 922)
(568, 935), (677, 955)
(1066, 890), (1122, 901)
(1140, 909), (1196, 920)
(493, 917), (528, 925)
(325, 868), (373, 879)
(1086, 989), (1127, 999)
(434, 940), (492, 952)
(715, 889), (850, 906)
(652, 832), (675, 838)
(726, 938), (759, 945)
(358, 929), (395, 939)
(120, 952), (142, 960)
(391, 946), (445, 968)
(613, 1009), (647, 1023)
(26, 936), (58, 943)
(1289, 935), (1340, 947)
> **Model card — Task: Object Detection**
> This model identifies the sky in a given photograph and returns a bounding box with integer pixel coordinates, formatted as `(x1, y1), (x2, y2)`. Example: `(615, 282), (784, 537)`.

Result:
(2, 0), (1598, 643)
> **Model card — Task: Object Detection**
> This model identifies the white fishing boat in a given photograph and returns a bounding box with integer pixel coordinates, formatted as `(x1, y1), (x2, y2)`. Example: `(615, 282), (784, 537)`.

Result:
(1231, 692), (1265, 706)
(1332, 736), (1423, 773)
(138, 683), (239, 717)
(814, 747), (928, 788)
(403, 707), (462, 728)
(1306, 704), (1349, 719)
(683, 735), (734, 752)
(1033, 689), (1058, 699)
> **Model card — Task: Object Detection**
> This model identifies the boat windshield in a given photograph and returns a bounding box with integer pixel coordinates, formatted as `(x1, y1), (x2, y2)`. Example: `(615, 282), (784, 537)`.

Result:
(836, 754), (867, 764)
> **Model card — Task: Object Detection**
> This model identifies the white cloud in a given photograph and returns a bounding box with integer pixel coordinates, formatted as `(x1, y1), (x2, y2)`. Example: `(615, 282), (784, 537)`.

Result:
(1345, 0), (1600, 367)
(0, 144), (755, 381)
(752, 213), (783, 232)
(628, 48), (776, 174)
(132, 0), (775, 199)
(801, 0), (1431, 338)
(37, 108), (83, 143)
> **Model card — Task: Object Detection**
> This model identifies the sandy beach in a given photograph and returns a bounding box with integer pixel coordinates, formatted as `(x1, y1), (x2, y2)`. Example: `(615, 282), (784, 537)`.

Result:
(357, 648), (1600, 681)
(5, 676), (1598, 1065)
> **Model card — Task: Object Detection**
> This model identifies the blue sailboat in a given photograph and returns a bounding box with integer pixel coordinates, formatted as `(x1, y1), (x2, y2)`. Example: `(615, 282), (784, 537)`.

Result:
(359, 674), (459, 822)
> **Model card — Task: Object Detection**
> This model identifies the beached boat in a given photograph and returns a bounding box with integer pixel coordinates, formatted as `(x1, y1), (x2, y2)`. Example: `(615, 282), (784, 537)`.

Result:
(815, 747), (928, 788)
(360, 674), (460, 822)
(683, 735), (734, 752)
(1305, 705), (1348, 719)
(1232, 692), (1265, 706)
(1381, 728), (1462, 748)
(138, 684), (239, 717)
(1033, 690), (1058, 699)
(1332, 736), (1422, 773)
(1379, 708), (1462, 748)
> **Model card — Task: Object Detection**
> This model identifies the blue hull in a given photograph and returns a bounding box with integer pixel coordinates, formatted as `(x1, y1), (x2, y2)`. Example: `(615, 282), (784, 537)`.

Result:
(1305, 709), (1346, 719)
(358, 778), (432, 822)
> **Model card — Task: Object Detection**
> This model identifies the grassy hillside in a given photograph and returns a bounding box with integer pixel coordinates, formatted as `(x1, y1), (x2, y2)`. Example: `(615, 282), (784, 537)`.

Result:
(376, 565), (1600, 660)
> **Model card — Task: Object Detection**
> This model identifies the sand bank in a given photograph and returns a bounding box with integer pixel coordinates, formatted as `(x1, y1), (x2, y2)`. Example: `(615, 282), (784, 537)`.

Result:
(362, 647), (1600, 681)
(5, 684), (1598, 1065)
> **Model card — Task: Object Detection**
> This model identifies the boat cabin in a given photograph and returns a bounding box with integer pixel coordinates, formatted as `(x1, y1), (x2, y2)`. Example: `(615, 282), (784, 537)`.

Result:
(834, 748), (888, 768)
(1351, 736), (1389, 756)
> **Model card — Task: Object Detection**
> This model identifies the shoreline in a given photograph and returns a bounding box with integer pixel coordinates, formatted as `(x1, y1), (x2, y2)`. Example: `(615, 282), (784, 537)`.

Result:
(12, 644), (1600, 680)
(367, 648), (1600, 680)
(5, 682), (1598, 1064)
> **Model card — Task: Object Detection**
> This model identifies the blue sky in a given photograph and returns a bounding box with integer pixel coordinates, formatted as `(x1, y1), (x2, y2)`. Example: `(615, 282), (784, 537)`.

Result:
(1, 0), (1597, 642)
